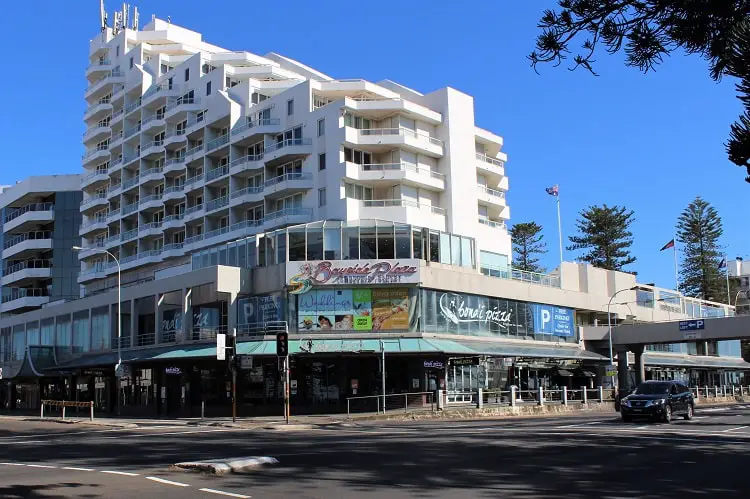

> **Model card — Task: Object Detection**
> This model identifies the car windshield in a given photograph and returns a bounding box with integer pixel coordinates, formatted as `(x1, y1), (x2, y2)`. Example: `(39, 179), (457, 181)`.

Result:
(633, 383), (671, 395)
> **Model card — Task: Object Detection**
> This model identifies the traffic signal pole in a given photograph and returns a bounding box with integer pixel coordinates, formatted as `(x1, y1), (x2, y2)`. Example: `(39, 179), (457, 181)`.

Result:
(284, 354), (290, 425)
(276, 329), (290, 425)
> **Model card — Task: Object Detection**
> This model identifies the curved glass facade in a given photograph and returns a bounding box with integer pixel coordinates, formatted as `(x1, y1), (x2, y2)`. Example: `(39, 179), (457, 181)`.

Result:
(191, 219), (477, 270)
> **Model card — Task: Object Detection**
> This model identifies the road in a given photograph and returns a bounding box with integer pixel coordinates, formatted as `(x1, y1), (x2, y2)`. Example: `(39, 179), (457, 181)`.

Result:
(2, 404), (750, 498)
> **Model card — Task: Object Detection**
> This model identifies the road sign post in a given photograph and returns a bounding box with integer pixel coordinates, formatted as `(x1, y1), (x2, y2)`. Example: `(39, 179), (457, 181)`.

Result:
(276, 331), (290, 424)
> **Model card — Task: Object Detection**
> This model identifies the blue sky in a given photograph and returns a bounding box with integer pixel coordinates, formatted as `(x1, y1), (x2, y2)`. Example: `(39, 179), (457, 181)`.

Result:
(1, 1), (746, 290)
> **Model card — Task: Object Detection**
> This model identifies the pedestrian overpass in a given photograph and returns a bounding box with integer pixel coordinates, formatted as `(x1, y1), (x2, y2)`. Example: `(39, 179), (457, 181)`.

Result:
(610, 315), (750, 390)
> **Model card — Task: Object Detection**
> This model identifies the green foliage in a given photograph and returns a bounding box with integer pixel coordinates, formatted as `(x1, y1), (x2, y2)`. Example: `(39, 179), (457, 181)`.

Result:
(676, 197), (727, 302)
(510, 222), (547, 273)
(530, 1), (750, 181)
(568, 204), (636, 272)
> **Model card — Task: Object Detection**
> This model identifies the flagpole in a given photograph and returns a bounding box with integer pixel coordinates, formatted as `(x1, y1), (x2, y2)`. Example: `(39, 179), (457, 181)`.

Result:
(673, 234), (679, 292)
(556, 196), (563, 268)
(726, 255), (731, 305)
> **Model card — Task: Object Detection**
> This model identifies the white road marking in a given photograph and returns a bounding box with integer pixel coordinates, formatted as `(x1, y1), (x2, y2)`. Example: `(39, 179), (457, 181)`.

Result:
(0, 429), (121, 441)
(555, 421), (604, 429)
(62, 466), (95, 472)
(100, 429), (238, 439)
(100, 470), (140, 476)
(25, 464), (57, 469)
(199, 488), (251, 498)
(0, 462), (26, 466)
(2, 440), (46, 445)
(146, 476), (191, 487)
(722, 426), (749, 433)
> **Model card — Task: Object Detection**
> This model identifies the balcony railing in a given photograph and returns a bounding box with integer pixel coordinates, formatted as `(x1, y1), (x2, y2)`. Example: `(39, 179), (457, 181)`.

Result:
(231, 118), (281, 135)
(229, 153), (264, 170)
(124, 123), (142, 139)
(122, 202), (139, 216)
(139, 222), (162, 232)
(120, 228), (138, 242)
(162, 243), (184, 253)
(140, 193), (163, 205)
(165, 129), (187, 140)
(205, 195), (229, 212)
(184, 173), (204, 187)
(111, 108), (124, 120)
(361, 199), (445, 215)
(166, 96), (201, 112)
(4, 203), (53, 223)
(206, 164), (229, 182)
(480, 264), (561, 289)
(163, 213), (185, 224)
(165, 157), (186, 168)
(107, 208), (121, 219)
(81, 168), (109, 183)
(3, 259), (52, 276)
(122, 176), (140, 190)
(230, 186), (264, 199)
(361, 162), (444, 180)
(186, 113), (205, 128)
(264, 172), (311, 186)
(124, 98), (142, 114)
(80, 215), (107, 230)
(264, 207), (312, 221)
(82, 144), (110, 160)
(81, 193), (108, 209)
(185, 204), (204, 216)
(104, 234), (120, 245)
(478, 217), (506, 230)
(359, 127), (444, 146)
(230, 219), (263, 231)
(184, 234), (204, 246)
(143, 82), (180, 100)
(3, 231), (52, 250)
(185, 143), (204, 159)
(203, 226), (230, 241)
(140, 166), (164, 178)
(477, 185), (506, 198)
(264, 138), (312, 153)
(476, 153), (505, 168)
(206, 133), (229, 151)
(2, 287), (50, 304)
(164, 185), (185, 195)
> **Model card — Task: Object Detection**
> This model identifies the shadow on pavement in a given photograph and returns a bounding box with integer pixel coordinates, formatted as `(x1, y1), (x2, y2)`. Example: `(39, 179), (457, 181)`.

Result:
(0, 482), (98, 499)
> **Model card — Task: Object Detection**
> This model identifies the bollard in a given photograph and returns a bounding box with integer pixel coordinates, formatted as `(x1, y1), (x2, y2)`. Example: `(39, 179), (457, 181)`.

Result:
(62, 406), (66, 420)
(40, 402), (44, 420)
(704, 386), (709, 398)
(537, 386), (544, 406)
(511, 386), (517, 407)
(581, 386), (588, 405)
(598, 386), (604, 403)
(714, 386), (719, 398)
(405, 393), (409, 413)
(722, 385), (727, 397)
(477, 388), (483, 409)
(90, 401), (94, 422)
(562, 387), (568, 406)
(201, 400), (205, 420)
(347, 399), (350, 417)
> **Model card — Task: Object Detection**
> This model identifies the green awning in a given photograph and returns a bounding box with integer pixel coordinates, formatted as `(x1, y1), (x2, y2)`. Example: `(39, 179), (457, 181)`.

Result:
(448, 340), (609, 361)
(237, 338), (448, 355)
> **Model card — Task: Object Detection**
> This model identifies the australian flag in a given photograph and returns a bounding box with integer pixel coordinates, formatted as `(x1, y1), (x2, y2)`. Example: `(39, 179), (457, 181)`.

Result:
(545, 184), (559, 197)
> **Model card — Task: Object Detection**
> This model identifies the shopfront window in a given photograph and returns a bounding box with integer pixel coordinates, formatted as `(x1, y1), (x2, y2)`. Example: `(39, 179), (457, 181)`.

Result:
(91, 307), (111, 351)
(324, 227), (341, 260)
(73, 311), (91, 353)
(40, 319), (55, 346)
(12, 325), (25, 360)
(26, 322), (40, 346)
(288, 229), (305, 261)
(359, 226), (376, 259)
(343, 227), (359, 259)
(306, 227), (324, 261)
(56, 316), (72, 349)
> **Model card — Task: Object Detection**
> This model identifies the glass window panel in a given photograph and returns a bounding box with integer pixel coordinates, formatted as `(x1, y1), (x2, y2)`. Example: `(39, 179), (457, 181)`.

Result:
(343, 227), (359, 259)
(429, 231), (440, 263)
(41, 319), (55, 346)
(461, 237), (473, 268)
(440, 233), (451, 265)
(306, 228), (324, 260)
(288, 230), (306, 261)
(377, 225), (395, 259)
(359, 226), (376, 259)
(73, 312), (90, 353)
(56, 316), (72, 348)
(277, 233), (287, 264)
(324, 228), (341, 260)
(265, 235), (276, 265)
(395, 225), (411, 259)
(451, 235), (462, 266)
(412, 229), (423, 260)
(237, 241), (247, 268)
(26, 322), (40, 346)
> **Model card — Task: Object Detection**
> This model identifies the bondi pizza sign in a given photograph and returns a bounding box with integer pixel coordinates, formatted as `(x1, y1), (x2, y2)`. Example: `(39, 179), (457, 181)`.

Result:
(286, 259), (420, 294)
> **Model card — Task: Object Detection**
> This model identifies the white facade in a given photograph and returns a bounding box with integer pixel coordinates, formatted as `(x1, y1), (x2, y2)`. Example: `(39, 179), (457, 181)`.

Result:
(80, 18), (511, 292)
(0, 175), (82, 315)
(728, 258), (750, 314)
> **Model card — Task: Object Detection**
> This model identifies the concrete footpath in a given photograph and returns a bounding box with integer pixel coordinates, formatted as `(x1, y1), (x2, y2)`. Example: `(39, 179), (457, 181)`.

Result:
(1, 395), (745, 429)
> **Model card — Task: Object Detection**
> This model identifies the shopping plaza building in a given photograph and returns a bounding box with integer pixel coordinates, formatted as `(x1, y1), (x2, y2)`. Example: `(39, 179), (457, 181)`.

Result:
(0, 13), (747, 416)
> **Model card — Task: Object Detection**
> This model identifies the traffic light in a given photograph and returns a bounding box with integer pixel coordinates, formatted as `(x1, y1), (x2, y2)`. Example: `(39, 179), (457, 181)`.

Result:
(276, 331), (289, 357)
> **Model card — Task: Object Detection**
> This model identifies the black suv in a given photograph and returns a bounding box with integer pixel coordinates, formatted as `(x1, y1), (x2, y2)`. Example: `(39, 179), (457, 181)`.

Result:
(620, 380), (695, 423)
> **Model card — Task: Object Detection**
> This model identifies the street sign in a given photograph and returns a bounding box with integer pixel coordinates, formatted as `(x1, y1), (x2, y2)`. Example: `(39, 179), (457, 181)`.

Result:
(683, 330), (703, 340)
(216, 333), (226, 360)
(238, 355), (253, 370)
(679, 320), (705, 331)
(115, 364), (130, 379)
(450, 357), (480, 366)
(605, 365), (617, 377)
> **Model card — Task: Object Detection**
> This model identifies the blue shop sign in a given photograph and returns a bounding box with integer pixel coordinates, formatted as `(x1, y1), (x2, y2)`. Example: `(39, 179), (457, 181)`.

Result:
(531, 304), (575, 337)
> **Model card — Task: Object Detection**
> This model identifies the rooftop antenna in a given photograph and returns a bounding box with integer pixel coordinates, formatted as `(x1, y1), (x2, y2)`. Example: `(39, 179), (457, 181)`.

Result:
(113, 10), (122, 34)
(133, 6), (139, 30)
(99, 0), (107, 31)
(167, 15), (171, 24)
(121, 2), (128, 31)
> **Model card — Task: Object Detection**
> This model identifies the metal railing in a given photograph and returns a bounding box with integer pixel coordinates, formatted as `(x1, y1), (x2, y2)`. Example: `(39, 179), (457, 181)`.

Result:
(139, 222), (162, 232)
(263, 207), (312, 221)
(231, 186), (264, 199)
(165, 157), (186, 168)
(203, 225), (231, 241)
(231, 118), (281, 135)
(477, 185), (506, 198)
(3, 231), (52, 250)
(124, 98), (142, 114)
(476, 153), (505, 168)
(120, 228), (138, 242)
(229, 153), (264, 170)
(165, 129), (187, 141)
(184, 173), (204, 187)
(80, 193), (108, 209)
(264, 138), (312, 153)
(230, 219), (263, 231)
(236, 321), (288, 339)
(185, 204), (204, 216)
(360, 162), (445, 180)
(2, 287), (50, 303)
(162, 243), (184, 253)
(164, 185), (185, 195)
(185, 143), (204, 158)
(122, 202), (139, 215)
(4, 203), (53, 223)
(140, 166), (164, 179)
(167, 96), (201, 112)
(206, 164), (229, 182)
(122, 176), (140, 190)
(264, 172), (311, 186)
(346, 392), (436, 416)
(480, 264), (562, 288)
(163, 213), (185, 224)
(205, 195), (229, 212)
(206, 134), (229, 151)
(3, 259), (52, 276)
(361, 199), (446, 215)
(690, 385), (750, 399)
(124, 123), (141, 138)
(358, 127), (444, 146)
(478, 217), (506, 230)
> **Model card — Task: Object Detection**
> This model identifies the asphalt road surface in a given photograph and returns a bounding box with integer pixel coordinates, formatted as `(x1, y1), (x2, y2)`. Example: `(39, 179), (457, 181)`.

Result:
(2, 404), (750, 498)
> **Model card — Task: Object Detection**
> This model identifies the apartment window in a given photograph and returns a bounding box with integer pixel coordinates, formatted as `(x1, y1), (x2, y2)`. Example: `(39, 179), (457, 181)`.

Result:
(206, 81), (212, 96)
(318, 153), (326, 171)
(344, 183), (373, 201)
(219, 216), (229, 229)
(317, 118), (325, 136)
(318, 188), (327, 207)
(184, 68), (190, 82)
(161, 64), (168, 74)
(167, 77), (173, 89)
(129, 57), (134, 69)
(287, 99), (294, 116)
(116, 45), (120, 57)
(251, 93), (269, 104)
(344, 147), (372, 165)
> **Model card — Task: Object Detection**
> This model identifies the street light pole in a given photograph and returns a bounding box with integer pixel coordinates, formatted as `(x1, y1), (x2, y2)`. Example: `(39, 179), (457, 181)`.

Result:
(607, 286), (638, 390)
(72, 246), (121, 415)
(380, 339), (385, 414)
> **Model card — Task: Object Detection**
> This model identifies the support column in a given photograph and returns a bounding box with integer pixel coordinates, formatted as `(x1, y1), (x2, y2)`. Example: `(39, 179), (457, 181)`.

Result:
(182, 288), (192, 343)
(154, 294), (162, 345)
(632, 345), (645, 386)
(227, 291), (238, 338)
(130, 299), (137, 348)
(617, 349), (630, 394)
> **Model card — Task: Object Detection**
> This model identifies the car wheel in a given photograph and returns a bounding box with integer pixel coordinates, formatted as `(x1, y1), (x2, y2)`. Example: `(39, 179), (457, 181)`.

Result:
(684, 404), (694, 421)
(622, 415), (632, 423)
(663, 405), (672, 423)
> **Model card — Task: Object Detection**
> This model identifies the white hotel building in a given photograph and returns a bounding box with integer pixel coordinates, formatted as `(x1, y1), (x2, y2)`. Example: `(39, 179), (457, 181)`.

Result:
(79, 17), (510, 293)
(0, 14), (745, 415)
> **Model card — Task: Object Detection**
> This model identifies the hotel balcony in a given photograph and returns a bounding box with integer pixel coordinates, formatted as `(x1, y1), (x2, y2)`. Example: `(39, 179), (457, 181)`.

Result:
(164, 96), (202, 120)
(80, 168), (109, 189)
(83, 101), (113, 121)
(85, 59), (113, 78)
(85, 71), (125, 99)
(81, 145), (110, 167)
(352, 198), (447, 232)
(80, 193), (109, 213)
(229, 153), (264, 174)
(229, 186), (264, 208)
(263, 172), (313, 198)
(79, 215), (108, 236)
(343, 96), (442, 124)
(475, 153), (506, 182)
(1, 288), (50, 313)
(476, 185), (507, 209)
(1, 259), (52, 287)
(230, 118), (281, 146)
(262, 207), (314, 231)
(344, 162), (445, 191)
(2, 231), (52, 260)
(4, 203), (54, 233)
(83, 124), (112, 144)
(345, 127), (444, 158)
(162, 213), (185, 230)
(163, 185), (185, 202)
(262, 138), (313, 165)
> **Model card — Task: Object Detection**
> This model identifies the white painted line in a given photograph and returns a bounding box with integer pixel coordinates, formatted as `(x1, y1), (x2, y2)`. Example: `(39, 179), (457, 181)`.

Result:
(25, 464), (57, 469)
(4, 440), (46, 445)
(0, 429), (121, 441)
(100, 470), (140, 476)
(0, 462), (26, 466)
(199, 488), (251, 498)
(146, 476), (190, 487)
(62, 466), (95, 472)
(722, 426), (749, 433)
(555, 421), (604, 429)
